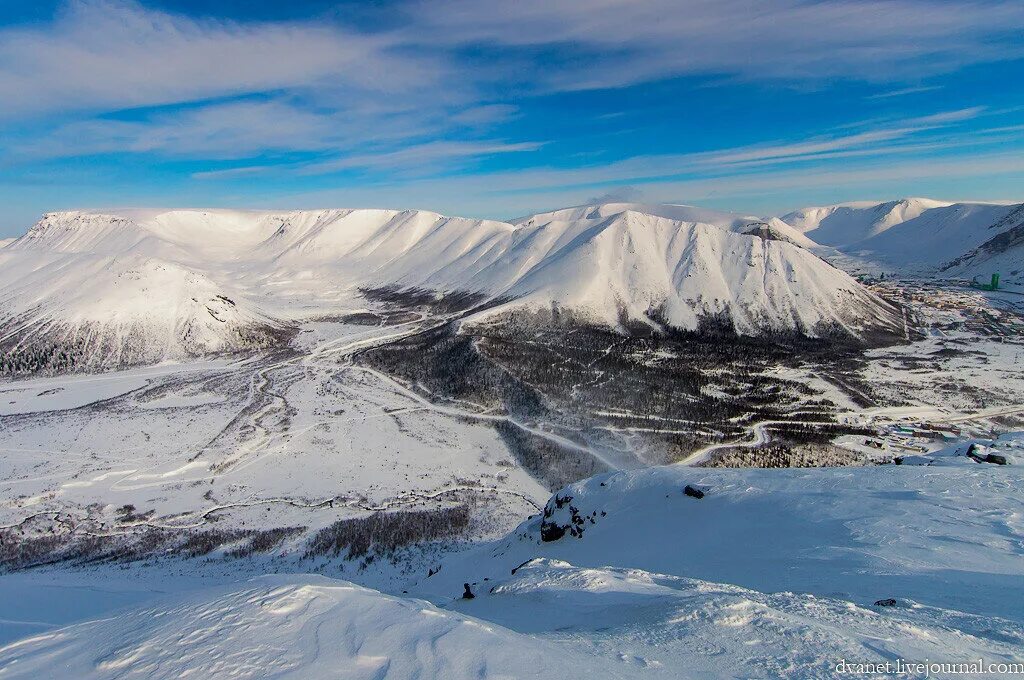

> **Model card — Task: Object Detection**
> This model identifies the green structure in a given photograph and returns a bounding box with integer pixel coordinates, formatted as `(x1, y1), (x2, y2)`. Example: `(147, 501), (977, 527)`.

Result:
(972, 273), (1001, 291)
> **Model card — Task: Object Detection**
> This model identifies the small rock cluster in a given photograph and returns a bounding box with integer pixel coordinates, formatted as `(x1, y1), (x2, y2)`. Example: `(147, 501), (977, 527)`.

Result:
(540, 493), (602, 542)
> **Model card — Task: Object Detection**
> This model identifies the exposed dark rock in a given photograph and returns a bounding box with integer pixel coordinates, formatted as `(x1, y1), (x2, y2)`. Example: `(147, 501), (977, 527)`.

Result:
(511, 558), (535, 575)
(874, 598), (898, 607)
(541, 522), (566, 543)
(684, 485), (706, 499)
(544, 520), (569, 540)
(462, 583), (475, 600)
(742, 222), (792, 244)
(540, 493), (594, 541)
(966, 444), (1010, 465)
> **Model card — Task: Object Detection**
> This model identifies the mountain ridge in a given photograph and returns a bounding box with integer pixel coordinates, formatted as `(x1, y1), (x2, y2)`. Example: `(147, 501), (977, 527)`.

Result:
(778, 197), (1024, 286)
(0, 203), (905, 372)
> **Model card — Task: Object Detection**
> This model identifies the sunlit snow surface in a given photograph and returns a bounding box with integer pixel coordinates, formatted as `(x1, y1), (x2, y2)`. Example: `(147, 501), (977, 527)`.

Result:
(780, 198), (1024, 288)
(0, 575), (622, 679)
(0, 320), (548, 537)
(0, 204), (902, 372)
(2, 452), (1023, 679)
(1, 202), (1023, 678)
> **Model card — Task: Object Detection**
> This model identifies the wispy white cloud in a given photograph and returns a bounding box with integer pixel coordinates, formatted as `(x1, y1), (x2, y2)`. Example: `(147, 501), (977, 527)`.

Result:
(184, 106), (1024, 191)
(191, 165), (278, 180)
(686, 129), (914, 167)
(247, 148), (1024, 220)
(866, 85), (944, 100)
(272, 109), (1023, 212)
(189, 139), (546, 179)
(407, 0), (1024, 88)
(394, 109), (1001, 193)
(450, 104), (520, 126)
(5, 0), (1022, 125)
(2, 0), (1024, 229)
(298, 140), (545, 175)
(901, 107), (987, 126)
(0, 1), (439, 120)
(0, 2), (540, 174)
(12, 100), (347, 160)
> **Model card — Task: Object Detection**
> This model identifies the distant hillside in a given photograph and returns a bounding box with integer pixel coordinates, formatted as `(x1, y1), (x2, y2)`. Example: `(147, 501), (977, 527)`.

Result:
(779, 198), (1024, 286)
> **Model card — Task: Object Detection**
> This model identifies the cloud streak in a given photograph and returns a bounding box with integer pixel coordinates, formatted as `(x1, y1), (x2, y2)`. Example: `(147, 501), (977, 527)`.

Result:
(297, 140), (546, 175)
(1, 0), (1024, 233)
(0, 0), (441, 120)
(407, 0), (1024, 88)
(5, 0), (1024, 125)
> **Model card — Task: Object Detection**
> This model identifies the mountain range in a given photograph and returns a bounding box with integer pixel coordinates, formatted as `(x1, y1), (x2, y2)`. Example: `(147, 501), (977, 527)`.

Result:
(782, 197), (1024, 285)
(0, 197), (1019, 372)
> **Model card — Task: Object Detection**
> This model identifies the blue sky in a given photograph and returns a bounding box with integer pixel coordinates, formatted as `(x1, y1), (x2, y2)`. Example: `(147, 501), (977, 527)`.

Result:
(2, 0), (1024, 235)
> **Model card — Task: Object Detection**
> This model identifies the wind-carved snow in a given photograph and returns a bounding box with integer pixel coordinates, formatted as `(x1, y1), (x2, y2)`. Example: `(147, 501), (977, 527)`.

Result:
(0, 575), (620, 680)
(0, 203), (902, 372)
(3, 444), (1023, 679)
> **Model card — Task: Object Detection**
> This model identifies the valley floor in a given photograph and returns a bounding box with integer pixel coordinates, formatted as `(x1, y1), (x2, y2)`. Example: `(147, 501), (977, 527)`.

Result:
(0, 280), (1022, 677)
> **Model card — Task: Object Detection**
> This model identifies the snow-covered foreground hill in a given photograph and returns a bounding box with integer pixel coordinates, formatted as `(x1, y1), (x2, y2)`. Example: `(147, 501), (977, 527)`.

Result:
(780, 198), (1024, 287)
(0, 576), (623, 680)
(0, 203), (902, 373)
(2, 439), (1022, 679)
(427, 434), (1024, 621)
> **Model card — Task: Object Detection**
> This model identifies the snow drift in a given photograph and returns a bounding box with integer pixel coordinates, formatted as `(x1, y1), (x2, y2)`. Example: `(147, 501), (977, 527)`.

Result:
(6, 436), (1022, 678)
(424, 436), (1024, 625)
(0, 575), (619, 680)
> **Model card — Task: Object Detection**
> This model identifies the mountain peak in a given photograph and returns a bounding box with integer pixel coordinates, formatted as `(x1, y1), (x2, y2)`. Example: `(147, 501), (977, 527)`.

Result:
(0, 203), (908, 373)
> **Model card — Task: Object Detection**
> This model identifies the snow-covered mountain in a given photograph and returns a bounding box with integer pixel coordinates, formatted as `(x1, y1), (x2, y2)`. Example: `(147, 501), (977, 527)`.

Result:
(939, 203), (1024, 287)
(780, 198), (1024, 284)
(519, 202), (817, 247)
(1, 218), (288, 373)
(780, 197), (953, 247)
(0, 204), (902, 371)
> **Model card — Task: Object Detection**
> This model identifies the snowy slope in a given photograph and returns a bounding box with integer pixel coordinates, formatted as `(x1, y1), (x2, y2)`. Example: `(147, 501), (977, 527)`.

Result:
(465, 557), (1024, 678)
(3, 437), (1023, 679)
(487, 208), (894, 335)
(0, 575), (621, 680)
(5, 560), (1021, 680)
(0, 204), (902, 371)
(780, 198), (1024, 274)
(424, 435), (1024, 624)
(780, 198), (953, 246)
(0, 250), (285, 372)
(940, 203), (1024, 288)
(401, 435), (1024, 675)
